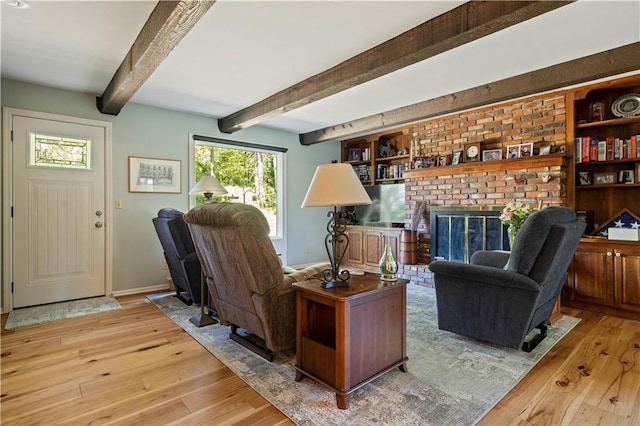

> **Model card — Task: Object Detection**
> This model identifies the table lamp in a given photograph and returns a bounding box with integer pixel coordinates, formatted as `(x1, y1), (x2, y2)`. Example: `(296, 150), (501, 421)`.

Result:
(302, 162), (372, 288)
(188, 173), (227, 327)
(189, 174), (228, 201)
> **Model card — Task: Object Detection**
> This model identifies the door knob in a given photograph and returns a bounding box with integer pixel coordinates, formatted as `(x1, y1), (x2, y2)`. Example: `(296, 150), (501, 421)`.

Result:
(95, 210), (103, 217)
(95, 222), (103, 228)
(615, 252), (621, 257)
(606, 251), (612, 256)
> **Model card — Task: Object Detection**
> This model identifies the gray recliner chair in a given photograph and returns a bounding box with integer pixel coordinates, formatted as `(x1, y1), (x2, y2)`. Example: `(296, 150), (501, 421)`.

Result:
(428, 206), (585, 352)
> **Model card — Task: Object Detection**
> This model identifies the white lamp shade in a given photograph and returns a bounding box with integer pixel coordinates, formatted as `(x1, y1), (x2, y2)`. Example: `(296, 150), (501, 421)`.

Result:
(302, 163), (372, 207)
(189, 174), (228, 195)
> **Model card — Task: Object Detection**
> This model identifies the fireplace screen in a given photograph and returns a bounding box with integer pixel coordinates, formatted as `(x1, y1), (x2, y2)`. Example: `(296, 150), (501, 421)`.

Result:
(430, 206), (509, 263)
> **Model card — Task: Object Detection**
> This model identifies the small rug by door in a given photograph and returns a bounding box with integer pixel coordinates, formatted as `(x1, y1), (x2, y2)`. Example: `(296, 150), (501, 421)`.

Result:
(149, 285), (579, 426)
(4, 295), (121, 330)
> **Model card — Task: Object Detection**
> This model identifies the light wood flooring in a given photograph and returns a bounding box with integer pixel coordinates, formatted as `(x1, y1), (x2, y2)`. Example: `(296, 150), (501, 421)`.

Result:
(2, 293), (639, 425)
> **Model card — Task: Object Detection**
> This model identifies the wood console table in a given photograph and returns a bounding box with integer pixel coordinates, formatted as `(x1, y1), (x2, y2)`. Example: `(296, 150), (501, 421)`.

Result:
(293, 273), (409, 409)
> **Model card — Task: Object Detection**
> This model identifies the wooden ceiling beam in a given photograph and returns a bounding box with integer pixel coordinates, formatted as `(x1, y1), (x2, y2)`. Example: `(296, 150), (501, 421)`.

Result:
(218, 0), (572, 134)
(299, 42), (640, 145)
(97, 1), (215, 115)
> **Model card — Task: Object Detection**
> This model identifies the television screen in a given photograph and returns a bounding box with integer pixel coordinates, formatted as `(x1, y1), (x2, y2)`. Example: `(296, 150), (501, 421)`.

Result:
(352, 183), (405, 226)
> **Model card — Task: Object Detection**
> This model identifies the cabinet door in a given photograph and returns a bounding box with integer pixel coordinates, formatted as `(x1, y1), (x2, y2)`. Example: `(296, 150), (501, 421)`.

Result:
(568, 243), (615, 307)
(614, 246), (640, 312)
(364, 230), (384, 267)
(338, 228), (363, 268)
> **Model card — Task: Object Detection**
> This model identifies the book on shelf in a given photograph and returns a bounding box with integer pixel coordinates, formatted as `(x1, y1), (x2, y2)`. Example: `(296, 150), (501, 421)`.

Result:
(582, 136), (590, 163)
(606, 136), (614, 161)
(598, 140), (606, 161)
(590, 138), (598, 161)
(575, 137), (582, 163)
(632, 135), (638, 158)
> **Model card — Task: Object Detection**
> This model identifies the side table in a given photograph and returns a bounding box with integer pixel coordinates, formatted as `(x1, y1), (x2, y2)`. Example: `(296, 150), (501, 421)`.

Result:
(293, 273), (408, 409)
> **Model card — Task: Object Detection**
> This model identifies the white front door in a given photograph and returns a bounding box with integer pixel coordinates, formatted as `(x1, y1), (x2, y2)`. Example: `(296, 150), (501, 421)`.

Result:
(11, 113), (107, 308)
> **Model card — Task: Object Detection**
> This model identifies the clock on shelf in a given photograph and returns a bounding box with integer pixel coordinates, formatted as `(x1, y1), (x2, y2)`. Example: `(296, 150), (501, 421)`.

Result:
(463, 142), (482, 163)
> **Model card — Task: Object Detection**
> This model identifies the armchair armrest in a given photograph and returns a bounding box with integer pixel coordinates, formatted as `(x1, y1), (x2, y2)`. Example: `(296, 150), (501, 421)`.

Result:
(428, 261), (539, 293)
(470, 250), (510, 268)
(279, 263), (330, 295)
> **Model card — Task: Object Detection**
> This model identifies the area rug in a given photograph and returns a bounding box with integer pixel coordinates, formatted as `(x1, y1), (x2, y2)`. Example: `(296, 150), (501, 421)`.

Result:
(149, 285), (579, 425)
(4, 295), (121, 330)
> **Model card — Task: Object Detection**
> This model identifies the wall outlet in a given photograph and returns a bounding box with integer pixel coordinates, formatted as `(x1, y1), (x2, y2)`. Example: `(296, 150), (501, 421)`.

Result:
(162, 261), (168, 270)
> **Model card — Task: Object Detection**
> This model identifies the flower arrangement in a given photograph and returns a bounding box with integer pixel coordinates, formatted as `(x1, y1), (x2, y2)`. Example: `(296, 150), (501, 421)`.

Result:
(499, 201), (536, 233)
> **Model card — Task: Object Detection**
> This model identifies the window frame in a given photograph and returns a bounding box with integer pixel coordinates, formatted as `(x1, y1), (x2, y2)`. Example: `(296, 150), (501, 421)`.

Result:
(189, 134), (286, 241)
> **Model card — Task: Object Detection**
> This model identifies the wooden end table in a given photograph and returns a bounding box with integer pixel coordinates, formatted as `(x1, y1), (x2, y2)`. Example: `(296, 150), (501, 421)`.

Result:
(293, 273), (408, 409)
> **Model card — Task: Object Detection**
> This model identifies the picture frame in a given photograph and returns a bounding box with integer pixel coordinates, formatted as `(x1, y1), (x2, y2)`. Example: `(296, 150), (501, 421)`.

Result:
(482, 149), (502, 161)
(538, 145), (551, 155)
(507, 145), (520, 159)
(451, 150), (462, 165)
(519, 142), (533, 158)
(619, 169), (635, 184)
(578, 171), (592, 186)
(437, 155), (450, 166)
(128, 156), (182, 193)
(348, 148), (361, 162)
(593, 171), (617, 185)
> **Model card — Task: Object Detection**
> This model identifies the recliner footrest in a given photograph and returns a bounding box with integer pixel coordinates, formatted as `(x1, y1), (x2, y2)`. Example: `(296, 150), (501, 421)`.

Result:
(229, 325), (274, 361)
(522, 324), (548, 353)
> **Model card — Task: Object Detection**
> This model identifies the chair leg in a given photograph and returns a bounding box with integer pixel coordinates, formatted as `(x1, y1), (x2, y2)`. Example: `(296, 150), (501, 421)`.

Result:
(522, 324), (548, 353)
(229, 325), (274, 362)
(175, 288), (193, 306)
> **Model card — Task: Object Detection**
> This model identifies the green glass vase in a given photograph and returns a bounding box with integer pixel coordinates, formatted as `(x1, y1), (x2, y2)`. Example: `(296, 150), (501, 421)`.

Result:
(379, 244), (398, 281)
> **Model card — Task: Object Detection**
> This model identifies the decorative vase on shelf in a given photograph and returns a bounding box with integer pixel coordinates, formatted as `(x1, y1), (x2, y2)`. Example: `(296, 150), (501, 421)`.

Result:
(507, 225), (517, 249)
(379, 244), (398, 281)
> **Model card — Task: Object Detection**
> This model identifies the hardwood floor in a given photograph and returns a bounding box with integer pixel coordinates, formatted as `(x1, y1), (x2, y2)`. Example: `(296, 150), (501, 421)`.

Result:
(2, 293), (639, 425)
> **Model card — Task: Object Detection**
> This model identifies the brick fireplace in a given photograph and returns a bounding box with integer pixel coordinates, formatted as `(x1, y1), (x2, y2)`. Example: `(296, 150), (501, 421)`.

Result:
(394, 92), (570, 286)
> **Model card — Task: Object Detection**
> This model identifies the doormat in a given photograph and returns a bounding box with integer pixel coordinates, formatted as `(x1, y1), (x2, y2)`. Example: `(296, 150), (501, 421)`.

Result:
(149, 284), (579, 425)
(4, 295), (121, 330)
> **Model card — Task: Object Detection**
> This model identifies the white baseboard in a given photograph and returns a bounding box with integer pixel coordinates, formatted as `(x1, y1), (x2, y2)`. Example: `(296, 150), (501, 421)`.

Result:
(112, 283), (170, 297)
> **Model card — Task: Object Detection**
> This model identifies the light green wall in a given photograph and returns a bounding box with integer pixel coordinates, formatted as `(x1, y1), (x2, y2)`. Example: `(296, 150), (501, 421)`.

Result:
(1, 78), (338, 298)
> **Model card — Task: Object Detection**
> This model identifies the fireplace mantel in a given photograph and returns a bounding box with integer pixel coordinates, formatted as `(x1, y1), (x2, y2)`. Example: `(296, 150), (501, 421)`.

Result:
(403, 153), (570, 179)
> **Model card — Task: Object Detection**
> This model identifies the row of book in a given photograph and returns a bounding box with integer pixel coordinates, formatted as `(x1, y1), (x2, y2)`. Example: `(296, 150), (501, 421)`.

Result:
(351, 164), (371, 182)
(575, 135), (640, 163)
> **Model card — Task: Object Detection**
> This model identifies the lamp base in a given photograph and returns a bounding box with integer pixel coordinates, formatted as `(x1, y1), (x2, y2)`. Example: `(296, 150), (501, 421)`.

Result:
(322, 279), (350, 289)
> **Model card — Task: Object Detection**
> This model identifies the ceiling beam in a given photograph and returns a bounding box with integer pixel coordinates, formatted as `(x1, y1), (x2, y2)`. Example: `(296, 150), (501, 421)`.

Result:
(218, 0), (572, 134)
(97, 1), (215, 115)
(299, 42), (640, 145)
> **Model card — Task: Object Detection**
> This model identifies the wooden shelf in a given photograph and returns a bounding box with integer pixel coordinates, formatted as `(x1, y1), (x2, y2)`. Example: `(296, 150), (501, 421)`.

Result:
(576, 115), (640, 129)
(403, 153), (570, 179)
(576, 158), (639, 167)
(576, 183), (640, 190)
(375, 154), (410, 162)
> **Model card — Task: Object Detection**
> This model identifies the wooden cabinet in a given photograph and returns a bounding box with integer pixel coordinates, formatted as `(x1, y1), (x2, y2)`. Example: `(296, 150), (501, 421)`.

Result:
(341, 129), (411, 184)
(565, 75), (640, 318)
(565, 239), (640, 316)
(339, 225), (400, 272)
(293, 274), (408, 409)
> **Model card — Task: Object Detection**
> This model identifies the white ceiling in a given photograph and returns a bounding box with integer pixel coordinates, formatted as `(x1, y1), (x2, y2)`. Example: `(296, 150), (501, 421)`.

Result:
(2, 0), (639, 137)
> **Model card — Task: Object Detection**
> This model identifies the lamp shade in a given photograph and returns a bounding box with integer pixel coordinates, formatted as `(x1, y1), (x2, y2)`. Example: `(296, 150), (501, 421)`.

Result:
(189, 174), (228, 195)
(302, 163), (372, 208)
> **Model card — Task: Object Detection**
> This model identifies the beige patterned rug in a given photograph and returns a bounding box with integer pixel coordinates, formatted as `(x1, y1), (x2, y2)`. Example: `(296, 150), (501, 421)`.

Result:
(4, 295), (121, 330)
(149, 284), (579, 425)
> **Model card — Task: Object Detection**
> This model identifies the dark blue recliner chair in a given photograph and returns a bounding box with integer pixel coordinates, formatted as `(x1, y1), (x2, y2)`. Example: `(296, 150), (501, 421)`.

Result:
(429, 206), (585, 352)
(153, 208), (202, 305)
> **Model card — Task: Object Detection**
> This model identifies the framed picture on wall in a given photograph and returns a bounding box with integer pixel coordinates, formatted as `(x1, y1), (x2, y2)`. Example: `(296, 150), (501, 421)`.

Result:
(451, 150), (462, 165)
(519, 143), (533, 157)
(128, 156), (182, 193)
(507, 145), (520, 159)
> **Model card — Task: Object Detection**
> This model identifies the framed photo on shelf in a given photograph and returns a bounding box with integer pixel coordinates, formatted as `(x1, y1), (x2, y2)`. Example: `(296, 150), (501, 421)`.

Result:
(482, 149), (502, 161)
(538, 145), (552, 155)
(593, 171), (617, 185)
(619, 169), (635, 184)
(437, 155), (450, 166)
(451, 150), (462, 165)
(578, 171), (592, 186)
(636, 163), (640, 183)
(348, 148), (361, 162)
(519, 143), (533, 158)
(507, 145), (520, 159)
(128, 156), (181, 193)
